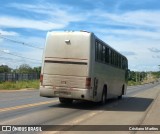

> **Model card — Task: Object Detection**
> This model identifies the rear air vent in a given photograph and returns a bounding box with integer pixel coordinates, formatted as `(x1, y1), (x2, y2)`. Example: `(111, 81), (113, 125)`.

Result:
(45, 60), (87, 65)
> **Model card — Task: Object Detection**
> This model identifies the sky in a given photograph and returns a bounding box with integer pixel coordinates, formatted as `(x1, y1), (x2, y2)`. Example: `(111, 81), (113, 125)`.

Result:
(0, 0), (160, 71)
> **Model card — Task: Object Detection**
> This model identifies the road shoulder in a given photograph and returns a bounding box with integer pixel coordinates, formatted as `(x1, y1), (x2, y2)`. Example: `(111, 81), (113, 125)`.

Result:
(136, 86), (160, 134)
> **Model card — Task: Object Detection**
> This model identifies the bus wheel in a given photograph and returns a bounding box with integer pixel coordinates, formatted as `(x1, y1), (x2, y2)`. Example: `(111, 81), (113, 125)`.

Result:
(118, 86), (124, 99)
(118, 94), (122, 99)
(59, 97), (73, 104)
(101, 88), (107, 105)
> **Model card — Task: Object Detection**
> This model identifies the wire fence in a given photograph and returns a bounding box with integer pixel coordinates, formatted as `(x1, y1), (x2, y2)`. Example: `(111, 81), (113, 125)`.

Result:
(0, 73), (40, 82)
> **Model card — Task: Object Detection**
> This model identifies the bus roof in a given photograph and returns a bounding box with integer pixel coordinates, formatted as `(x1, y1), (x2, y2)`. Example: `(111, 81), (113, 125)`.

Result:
(47, 31), (127, 60)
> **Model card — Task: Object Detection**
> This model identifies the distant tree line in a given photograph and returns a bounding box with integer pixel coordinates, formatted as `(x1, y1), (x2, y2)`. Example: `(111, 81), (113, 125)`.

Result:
(0, 64), (160, 82)
(151, 71), (160, 78)
(128, 71), (146, 82)
(0, 64), (41, 74)
(128, 70), (160, 82)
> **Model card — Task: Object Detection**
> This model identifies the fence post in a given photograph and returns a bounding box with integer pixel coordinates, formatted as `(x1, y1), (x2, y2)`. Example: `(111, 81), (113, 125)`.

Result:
(15, 73), (18, 81)
(2, 73), (40, 82)
(12, 73), (13, 81)
(5, 73), (7, 81)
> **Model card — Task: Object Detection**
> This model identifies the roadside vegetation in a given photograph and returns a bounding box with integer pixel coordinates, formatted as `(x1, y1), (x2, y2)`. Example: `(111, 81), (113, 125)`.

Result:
(128, 71), (160, 86)
(0, 64), (41, 74)
(0, 80), (39, 90)
(0, 64), (40, 90)
(0, 64), (160, 89)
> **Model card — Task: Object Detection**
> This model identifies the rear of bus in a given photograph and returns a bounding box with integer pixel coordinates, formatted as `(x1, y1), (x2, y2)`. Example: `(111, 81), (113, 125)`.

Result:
(40, 31), (93, 103)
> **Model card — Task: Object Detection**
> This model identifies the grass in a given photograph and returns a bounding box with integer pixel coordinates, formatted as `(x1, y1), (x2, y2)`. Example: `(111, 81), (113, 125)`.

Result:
(128, 81), (142, 86)
(0, 80), (39, 90)
(0, 79), (158, 90)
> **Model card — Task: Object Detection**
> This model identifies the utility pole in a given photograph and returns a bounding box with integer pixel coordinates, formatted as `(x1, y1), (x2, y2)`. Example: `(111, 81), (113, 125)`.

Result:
(136, 72), (137, 82)
(158, 65), (160, 79)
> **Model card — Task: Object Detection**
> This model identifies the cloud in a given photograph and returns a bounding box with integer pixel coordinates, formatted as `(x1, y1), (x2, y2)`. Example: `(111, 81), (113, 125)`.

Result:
(149, 47), (160, 53)
(130, 64), (159, 71)
(87, 10), (160, 41)
(3, 49), (10, 53)
(3, 3), (160, 35)
(1, 63), (6, 65)
(1, 3), (85, 31)
(8, 3), (83, 22)
(94, 28), (160, 40)
(92, 10), (160, 29)
(152, 55), (160, 58)
(1, 1), (160, 71)
(0, 29), (19, 36)
(0, 16), (66, 31)
(0, 35), (45, 68)
(120, 51), (136, 56)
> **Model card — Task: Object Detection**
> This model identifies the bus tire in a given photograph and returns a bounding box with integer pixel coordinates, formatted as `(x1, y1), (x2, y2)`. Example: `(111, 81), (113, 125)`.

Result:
(118, 94), (122, 99)
(118, 85), (124, 99)
(101, 87), (107, 104)
(59, 97), (73, 104)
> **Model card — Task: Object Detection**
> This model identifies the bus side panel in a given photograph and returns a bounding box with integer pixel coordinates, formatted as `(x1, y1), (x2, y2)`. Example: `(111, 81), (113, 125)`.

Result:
(93, 63), (126, 101)
(91, 37), (126, 102)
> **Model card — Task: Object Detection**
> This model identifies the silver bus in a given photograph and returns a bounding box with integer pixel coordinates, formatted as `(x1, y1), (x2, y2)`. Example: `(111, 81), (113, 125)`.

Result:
(40, 31), (128, 104)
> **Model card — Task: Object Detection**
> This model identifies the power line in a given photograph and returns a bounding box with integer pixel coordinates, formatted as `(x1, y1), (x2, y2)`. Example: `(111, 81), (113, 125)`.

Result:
(0, 34), (44, 50)
(0, 56), (22, 62)
(0, 49), (41, 62)
(0, 56), (41, 64)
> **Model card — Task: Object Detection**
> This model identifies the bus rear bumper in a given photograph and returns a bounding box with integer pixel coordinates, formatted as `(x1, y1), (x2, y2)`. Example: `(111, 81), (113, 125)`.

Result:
(40, 86), (93, 101)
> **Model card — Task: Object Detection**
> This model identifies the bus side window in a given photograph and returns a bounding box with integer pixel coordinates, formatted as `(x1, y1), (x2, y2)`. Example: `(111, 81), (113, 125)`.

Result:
(119, 55), (121, 68)
(120, 57), (122, 69)
(109, 49), (111, 64)
(113, 52), (116, 66)
(110, 50), (112, 65)
(97, 42), (100, 61)
(124, 59), (128, 70)
(98, 42), (102, 62)
(122, 58), (125, 69)
(105, 47), (109, 64)
(115, 53), (117, 67)
(95, 41), (98, 61)
(100, 43), (103, 62)
(126, 59), (128, 69)
(117, 54), (119, 67)
(102, 45), (105, 63)
(111, 50), (114, 65)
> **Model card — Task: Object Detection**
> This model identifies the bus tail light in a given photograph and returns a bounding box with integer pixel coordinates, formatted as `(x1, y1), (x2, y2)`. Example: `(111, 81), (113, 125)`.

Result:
(85, 77), (91, 89)
(40, 74), (43, 85)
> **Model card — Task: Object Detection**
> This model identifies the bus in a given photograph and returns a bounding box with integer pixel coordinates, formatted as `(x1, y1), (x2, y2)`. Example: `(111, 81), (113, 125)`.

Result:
(40, 31), (128, 104)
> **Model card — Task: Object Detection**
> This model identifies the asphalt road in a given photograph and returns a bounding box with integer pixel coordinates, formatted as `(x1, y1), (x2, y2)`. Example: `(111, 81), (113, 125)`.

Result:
(0, 82), (160, 133)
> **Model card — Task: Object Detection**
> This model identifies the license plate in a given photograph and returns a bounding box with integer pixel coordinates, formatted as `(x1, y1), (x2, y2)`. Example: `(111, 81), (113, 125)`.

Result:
(54, 91), (71, 95)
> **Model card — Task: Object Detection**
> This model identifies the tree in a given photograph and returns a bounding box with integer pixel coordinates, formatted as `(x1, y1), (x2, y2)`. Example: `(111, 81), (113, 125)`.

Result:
(128, 71), (147, 82)
(152, 71), (160, 78)
(17, 64), (33, 73)
(0, 65), (12, 73)
(33, 66), (41, 74)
